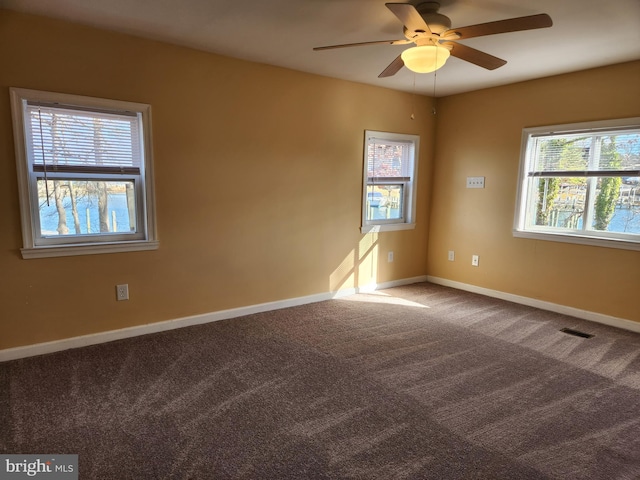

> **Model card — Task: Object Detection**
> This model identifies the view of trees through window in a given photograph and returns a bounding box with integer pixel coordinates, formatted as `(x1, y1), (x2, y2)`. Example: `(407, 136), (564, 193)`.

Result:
(37, 180), (135, 236)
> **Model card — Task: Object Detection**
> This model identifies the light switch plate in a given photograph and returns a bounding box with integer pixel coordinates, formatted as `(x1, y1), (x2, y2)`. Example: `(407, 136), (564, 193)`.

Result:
(466, 176), (485, 188)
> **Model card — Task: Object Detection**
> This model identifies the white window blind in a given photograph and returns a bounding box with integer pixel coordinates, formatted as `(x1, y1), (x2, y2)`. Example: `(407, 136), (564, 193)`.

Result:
(529, 131), (640, 177)
(26, 102), (142, 175)
(367, 137), (413, 182)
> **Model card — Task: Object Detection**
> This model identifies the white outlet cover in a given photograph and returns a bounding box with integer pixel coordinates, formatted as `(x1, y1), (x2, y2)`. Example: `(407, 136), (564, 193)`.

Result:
(116, 284), (129, 301)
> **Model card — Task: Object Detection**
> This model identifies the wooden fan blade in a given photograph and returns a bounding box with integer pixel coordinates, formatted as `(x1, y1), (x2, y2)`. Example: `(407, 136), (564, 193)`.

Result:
(379, 54), (405, 78)
(447, 13), (552, 40)
(385, 3), (431, 34)
(442, 41), (507, 70)
(313, 39), (411, 51)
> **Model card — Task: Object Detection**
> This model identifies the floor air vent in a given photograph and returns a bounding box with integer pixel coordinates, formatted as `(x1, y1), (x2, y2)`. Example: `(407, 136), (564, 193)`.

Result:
(560, 328), (594, 339)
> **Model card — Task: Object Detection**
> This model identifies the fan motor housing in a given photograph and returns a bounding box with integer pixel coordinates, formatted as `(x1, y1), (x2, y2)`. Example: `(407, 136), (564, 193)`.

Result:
(416, 2), (452, 34)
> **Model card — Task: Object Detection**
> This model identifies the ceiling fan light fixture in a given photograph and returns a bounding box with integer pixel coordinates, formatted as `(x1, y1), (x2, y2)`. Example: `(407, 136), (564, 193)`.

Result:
(401, 45), (450, 73)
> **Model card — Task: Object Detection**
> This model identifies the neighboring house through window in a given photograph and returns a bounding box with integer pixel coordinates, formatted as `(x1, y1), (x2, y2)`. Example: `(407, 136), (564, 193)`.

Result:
(514, 118), (640, 250)
(362, 130), (419, 233)
(10, 88), (158, 258)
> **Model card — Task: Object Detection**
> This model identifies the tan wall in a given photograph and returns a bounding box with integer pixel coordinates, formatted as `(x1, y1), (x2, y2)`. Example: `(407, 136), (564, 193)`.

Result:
(428, 61), (640, 323)
(0, 10), (435, 349)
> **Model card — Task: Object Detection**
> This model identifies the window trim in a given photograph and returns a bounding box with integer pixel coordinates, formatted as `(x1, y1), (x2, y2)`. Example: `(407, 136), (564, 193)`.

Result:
(10, 88), (158, 258)
(361, 130), (419, 234)
(513, 117), (640, 251)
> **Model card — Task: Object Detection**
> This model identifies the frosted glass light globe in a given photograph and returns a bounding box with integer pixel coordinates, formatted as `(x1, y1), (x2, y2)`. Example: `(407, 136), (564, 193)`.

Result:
(401, 45), (450, 73)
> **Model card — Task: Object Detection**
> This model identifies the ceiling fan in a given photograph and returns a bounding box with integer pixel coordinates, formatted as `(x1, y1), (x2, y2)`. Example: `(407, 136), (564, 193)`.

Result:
(314, 2), (553, 77)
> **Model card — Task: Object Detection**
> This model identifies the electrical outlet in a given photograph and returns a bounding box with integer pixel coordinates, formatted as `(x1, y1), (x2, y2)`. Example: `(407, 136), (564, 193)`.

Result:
(388, 251), (394, 263)
(448, 250), (455, 261)
(471, 255), (479, 267)
(466, 176), (485, 189)
(116, 284), (129, 301)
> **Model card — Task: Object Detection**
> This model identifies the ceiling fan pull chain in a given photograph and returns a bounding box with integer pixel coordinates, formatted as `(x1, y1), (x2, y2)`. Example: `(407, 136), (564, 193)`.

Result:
(432, 49), (438, 114)
(411, 72), (416, 120)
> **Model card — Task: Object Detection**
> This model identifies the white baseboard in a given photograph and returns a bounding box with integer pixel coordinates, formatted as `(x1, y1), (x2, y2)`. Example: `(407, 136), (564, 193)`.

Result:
(427, 276), (640, 334)
(0, 276), (428, 362)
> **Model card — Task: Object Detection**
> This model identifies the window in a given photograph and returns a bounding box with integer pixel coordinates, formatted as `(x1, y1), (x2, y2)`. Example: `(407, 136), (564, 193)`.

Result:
(514, 118), (640, 250)
(10, 88), (157, 258)
(362, 131), (419, 233)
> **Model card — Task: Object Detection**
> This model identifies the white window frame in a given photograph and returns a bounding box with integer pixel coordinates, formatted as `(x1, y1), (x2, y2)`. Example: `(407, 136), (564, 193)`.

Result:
(362, 130), (419, 233)
(514, 117), (640, 251)
(10, 88), (158, 259)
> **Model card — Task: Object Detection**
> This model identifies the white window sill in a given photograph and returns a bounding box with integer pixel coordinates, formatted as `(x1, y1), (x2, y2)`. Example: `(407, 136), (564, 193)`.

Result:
(21, 240), (159, 259)
(513, 230), (640, 251)
(361, 223), (416, 234)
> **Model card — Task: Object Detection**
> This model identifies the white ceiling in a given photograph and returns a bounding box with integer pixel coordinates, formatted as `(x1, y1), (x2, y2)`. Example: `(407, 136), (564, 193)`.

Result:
(2, 0), (639, 97)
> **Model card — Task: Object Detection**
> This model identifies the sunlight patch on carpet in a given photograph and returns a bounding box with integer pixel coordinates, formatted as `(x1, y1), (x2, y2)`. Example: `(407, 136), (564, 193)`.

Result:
(342, 291), (430, 309)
